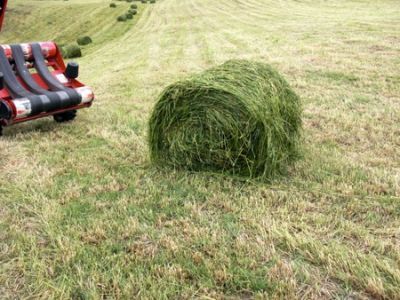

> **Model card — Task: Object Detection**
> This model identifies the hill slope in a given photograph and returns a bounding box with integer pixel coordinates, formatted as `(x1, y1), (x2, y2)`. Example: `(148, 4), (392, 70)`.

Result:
(1, 0), (399, 298)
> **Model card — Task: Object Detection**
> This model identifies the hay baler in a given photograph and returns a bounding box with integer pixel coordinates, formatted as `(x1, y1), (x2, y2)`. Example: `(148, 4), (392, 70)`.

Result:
(0, 0), (94, 136)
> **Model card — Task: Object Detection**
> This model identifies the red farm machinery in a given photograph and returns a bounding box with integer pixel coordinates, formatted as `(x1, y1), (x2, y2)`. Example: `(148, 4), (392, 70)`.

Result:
(0, 0), (94, 136)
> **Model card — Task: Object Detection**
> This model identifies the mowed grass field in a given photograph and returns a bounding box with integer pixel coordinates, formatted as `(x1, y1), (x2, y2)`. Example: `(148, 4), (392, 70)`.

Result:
(1, 0), (399, 298)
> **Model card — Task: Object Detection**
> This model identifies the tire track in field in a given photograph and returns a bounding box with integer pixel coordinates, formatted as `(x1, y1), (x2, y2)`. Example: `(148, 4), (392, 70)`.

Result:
(187, 0), (275, 62)
(175, 0), (207, 72)
(140, 0), (197, 80)
(186, 0), (254, 64)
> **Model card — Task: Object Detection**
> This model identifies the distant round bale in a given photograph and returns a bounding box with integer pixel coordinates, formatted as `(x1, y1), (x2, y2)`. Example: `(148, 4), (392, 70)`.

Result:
(117, 15), (127, 22)
(126, 13), (133, 19)
(130, 4), (138, 9)
(61, 44), (82, 59)
(77, 36), (92, 46)
(149, 60), (302, 179)
(110, 3), (117, 8)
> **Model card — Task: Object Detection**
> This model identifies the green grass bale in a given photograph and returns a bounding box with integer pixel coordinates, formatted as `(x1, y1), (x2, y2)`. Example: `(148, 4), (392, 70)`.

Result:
(109, 3), (117, 8)
(61, 44), (82, 59)
(76, 36), (92, 46)
(117, 15), (127, 22)
(126, 13), (133, 19)
(130, 4), (138, 9)
(149, 60), (302, 179)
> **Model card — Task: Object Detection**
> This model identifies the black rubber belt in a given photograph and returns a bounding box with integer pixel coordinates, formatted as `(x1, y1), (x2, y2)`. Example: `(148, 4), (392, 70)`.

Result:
(11, 44), (62, 112)
(0, 46), (44, 115)
(31, 43), (81, 105)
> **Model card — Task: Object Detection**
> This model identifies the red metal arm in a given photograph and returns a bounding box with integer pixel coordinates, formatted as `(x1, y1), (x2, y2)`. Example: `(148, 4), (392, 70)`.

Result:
(0, 0), (8, 31)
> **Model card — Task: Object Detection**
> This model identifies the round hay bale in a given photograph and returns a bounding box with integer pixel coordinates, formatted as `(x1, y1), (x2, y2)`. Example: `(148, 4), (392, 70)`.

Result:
(61, 44), (82, 59)
(77, 36), (92, 46)
(117, 15), (127, 22)
(148, 60), (302, 179)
